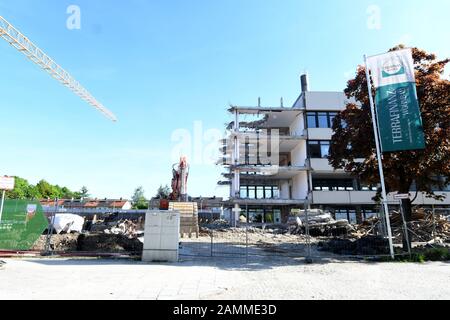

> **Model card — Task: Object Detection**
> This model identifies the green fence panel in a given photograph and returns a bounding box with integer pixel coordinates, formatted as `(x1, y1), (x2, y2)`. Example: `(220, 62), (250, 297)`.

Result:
(0, 200), (48, 250)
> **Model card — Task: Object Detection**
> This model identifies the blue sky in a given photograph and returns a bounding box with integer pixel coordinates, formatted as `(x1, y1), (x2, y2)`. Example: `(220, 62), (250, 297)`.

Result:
(0, 0), (448, 199)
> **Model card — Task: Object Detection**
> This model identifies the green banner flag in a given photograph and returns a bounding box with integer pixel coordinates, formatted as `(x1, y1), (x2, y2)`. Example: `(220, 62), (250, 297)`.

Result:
(367, 49), (425, 152)
(0, 200), (48, 251)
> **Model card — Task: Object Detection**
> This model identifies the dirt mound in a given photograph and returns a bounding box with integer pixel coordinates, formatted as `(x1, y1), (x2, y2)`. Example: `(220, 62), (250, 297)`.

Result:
(77, 234), (143, 253)
(31, 233), (142, 255)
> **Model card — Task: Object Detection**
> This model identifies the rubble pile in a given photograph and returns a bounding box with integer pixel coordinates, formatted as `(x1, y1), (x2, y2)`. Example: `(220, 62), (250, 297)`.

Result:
(31, 233), (143, 254)
(32, 234), (79, 252)
(31, 219), (145, 254)
(199, 220), (230, 232)
(319, 208), (450, 256)
(103, 220), (144, 239)
(351, 208), (450, 243)
(288, 210), (353, 237)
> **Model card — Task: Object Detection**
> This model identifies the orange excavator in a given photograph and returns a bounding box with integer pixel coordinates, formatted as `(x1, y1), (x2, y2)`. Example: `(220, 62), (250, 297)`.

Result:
(160, 157), (190, 210)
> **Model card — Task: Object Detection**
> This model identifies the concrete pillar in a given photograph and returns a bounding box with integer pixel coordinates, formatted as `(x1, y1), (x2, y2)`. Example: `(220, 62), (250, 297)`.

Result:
(232, 204), (241, 226)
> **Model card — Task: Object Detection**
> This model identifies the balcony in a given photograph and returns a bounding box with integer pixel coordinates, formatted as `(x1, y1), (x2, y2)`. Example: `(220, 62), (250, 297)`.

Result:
(309, 158), (343, 173)
(231, 165), (309, 180)
(312, 191), (376, 205)
(226, 198), (306, 206)
(304, 92), (351, 111)
(307, 128), (333, 140)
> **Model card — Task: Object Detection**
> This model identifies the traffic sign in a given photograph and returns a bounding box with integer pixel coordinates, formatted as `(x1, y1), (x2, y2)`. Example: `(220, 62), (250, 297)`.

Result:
(0, 176), (15, 190)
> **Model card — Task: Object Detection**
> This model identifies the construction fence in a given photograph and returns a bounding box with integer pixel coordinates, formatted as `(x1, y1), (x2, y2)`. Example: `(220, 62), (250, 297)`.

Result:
(0, 199), (449, 261)
(179, 203), (450, 260)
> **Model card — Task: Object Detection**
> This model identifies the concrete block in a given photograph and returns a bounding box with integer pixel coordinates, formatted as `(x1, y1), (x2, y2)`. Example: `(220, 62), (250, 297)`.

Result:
(142, 249), (178, 263)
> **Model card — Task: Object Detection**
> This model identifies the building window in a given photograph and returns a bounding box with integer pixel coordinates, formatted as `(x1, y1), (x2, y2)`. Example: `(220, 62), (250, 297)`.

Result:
(313, 179), (354, 191)
(320, 142), (330, 159)
(318, 112), (328, 128)
(240, 185), (279, 199)
(272, 187), (280, 199)
(334, 208), (358, 224)
(335, 210), (348, 221)
(264, 186), (273, 198)
(307, 112), (318, 128)
(240, 187), (247, 198)
(256, 186), (264, 199)
(362, 208), (377, 220)
(308, 141), (331, 158)
(329, 112), (338, 127)
(306, 112), (339, 129)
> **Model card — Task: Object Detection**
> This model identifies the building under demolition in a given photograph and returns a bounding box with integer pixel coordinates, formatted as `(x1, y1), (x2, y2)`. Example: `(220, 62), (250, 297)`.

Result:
(219, 75), (450, 225)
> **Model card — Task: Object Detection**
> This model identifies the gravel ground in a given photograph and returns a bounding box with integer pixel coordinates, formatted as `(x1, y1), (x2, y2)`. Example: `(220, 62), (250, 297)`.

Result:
(0, 257), (449, 300)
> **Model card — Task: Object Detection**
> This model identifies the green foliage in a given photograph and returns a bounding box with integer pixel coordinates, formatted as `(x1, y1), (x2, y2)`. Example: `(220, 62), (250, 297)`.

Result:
(378, 247), (450, 263)
(5, 176), (89, 200)
(75, 186), (90, 199)
(155, 185), (171, 200)
(423, 247), (450, 261)
(132, 186), (148, 210)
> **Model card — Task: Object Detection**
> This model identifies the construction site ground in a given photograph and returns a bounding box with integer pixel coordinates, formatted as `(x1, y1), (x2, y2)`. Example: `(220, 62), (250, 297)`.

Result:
(0, 257), (449, 300)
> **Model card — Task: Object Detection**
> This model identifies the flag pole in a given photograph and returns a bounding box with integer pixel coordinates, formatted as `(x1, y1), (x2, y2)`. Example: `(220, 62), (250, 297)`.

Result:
(364, 54), (395, 259)
(0, 190), (5, 223)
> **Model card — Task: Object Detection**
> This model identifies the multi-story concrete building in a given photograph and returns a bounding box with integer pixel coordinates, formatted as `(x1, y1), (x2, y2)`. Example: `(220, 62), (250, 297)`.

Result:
(220, 74), (450, 225)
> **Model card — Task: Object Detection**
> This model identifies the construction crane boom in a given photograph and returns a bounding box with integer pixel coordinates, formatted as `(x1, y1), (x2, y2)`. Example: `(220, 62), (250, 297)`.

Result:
(0, 16), (117, 122)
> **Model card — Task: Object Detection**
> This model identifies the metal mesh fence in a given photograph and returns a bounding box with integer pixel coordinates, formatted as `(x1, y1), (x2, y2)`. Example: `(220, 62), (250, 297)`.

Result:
(1, 199), (449, 262)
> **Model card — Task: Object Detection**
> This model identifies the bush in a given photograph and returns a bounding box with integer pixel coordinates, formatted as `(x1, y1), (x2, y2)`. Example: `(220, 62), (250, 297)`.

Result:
(423, 248), (450, 261)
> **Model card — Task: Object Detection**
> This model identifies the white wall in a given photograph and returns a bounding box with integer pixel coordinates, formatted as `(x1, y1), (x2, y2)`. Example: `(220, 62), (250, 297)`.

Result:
(291, 141), (307, 167)
(289, 113), (305, 136)
(292, 172), (309, 200)
(305, 92), (350, 111)
(308, 128), (333, 140)
(280, 181), (290, 199)
(122, 201), (133, 210)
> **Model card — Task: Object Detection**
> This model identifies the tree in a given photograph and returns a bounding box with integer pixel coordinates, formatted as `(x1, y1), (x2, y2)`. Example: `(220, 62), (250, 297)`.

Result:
(60, 187), (75, 199)
(4, 176), (90, 200)
(36, 180), (56, 199)
(75, 186), (90, 199)
(329, 45), (450, 248)
(155, 185), (171, 200)
(132, 186), (148, 210)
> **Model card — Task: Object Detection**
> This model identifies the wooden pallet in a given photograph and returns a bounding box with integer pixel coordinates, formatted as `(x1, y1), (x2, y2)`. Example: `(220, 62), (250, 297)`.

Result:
(169, 202), (199, 238)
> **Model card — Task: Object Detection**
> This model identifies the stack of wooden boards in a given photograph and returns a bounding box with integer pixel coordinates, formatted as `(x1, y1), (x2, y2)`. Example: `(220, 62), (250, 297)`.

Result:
(169, 202), (199, 238)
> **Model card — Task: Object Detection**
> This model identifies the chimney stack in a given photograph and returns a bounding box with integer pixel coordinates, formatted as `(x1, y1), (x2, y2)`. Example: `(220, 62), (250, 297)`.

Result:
(301, 73), (309, 93)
